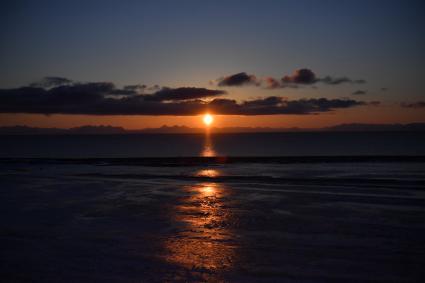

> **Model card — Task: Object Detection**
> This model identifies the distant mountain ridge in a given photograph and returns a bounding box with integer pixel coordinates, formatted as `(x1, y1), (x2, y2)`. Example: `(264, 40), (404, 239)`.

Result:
(324, 123), (425, 131)
(0, 125), (127, 135)
(1, 123), (425, 135)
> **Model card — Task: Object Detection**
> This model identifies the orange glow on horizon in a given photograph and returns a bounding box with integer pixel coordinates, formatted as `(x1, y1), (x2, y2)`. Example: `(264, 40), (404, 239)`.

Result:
(1, 105), (425, 130)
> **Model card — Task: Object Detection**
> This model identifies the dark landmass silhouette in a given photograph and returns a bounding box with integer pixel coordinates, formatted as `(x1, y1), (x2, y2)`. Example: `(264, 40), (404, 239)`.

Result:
(1, 123), (425, 135)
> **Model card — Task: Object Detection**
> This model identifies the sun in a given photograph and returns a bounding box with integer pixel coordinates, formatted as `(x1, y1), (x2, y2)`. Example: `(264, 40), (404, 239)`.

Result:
(203, 113), (214, 126)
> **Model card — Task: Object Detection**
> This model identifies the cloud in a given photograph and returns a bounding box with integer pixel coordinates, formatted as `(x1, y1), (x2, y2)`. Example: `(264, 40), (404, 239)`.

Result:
(263, 77), (282, 89)
(263, 77), (299, 89)
(148, 84), (161, 91)
(215, 69), (366, 89)
(282, 68), (317, 84)
(352, 90), (367, 95)
(400, 101), (425, 108)
(318, 76), (366, 85)
(144, 87), (226, 101)
(0, 80), (370, 115)
(207, 97), (367, 115)
(216, 72), (259, 87)
(123, 84), (147, 92)
(280, 69), (366, 86)
(29, 76), (73, 88)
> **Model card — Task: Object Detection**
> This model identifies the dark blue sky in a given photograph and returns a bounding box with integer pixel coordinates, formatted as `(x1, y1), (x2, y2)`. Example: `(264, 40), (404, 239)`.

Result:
(1, 0), (425, 128)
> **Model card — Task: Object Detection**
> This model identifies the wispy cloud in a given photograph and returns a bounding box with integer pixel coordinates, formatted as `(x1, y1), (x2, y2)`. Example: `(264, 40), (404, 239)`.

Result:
(352, 90), (367, 95)
(400, 101), (425, 108)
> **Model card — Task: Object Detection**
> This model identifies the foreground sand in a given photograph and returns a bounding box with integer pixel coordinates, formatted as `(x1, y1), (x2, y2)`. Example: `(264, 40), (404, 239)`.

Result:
(1, 159), (424, 282)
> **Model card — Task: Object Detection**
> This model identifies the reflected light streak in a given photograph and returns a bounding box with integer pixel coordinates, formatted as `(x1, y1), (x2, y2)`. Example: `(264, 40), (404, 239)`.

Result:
(162, 182), (236, 274)
(201, 128), (216, 157)
(195, 169), (220, 178)
(200, 185), (215, 196)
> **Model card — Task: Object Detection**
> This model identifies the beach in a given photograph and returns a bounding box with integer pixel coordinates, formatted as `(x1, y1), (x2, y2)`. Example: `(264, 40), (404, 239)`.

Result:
(1, 158), (424, 282)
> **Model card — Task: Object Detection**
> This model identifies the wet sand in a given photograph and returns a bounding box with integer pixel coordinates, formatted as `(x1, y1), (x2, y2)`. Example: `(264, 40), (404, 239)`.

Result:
(1, 159), (425, 282)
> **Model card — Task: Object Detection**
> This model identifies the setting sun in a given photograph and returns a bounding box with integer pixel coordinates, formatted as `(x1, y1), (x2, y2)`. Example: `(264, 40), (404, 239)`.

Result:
(203, 114), (214, 126)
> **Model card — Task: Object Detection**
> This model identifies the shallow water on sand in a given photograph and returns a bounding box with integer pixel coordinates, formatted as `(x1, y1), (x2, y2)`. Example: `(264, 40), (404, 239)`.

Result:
(1, 160), (425, 282)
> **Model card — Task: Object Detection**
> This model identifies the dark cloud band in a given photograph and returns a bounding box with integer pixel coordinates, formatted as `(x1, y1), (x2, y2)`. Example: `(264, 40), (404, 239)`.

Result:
(0, 79), (370, 115)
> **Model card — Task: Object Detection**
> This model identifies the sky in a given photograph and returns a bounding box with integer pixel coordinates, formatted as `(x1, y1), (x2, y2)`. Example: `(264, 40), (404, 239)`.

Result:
(1, 0), (425, 129)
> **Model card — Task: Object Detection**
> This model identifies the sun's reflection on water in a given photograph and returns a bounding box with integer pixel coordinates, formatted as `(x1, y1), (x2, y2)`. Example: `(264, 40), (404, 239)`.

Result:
(195, 169), (220, 178)
(201, 130), (216, 157)
(200, 185), (216, 196)
(162, 180), (236, 273)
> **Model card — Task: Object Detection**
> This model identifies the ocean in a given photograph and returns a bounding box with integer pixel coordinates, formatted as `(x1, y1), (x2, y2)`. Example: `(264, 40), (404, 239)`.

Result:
(1, 131), (425, 158)
(1, 132), (425, 282)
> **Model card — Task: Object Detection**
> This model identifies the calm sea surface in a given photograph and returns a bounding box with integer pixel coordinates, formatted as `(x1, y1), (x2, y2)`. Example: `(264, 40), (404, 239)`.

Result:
(1, 131), (425, 158)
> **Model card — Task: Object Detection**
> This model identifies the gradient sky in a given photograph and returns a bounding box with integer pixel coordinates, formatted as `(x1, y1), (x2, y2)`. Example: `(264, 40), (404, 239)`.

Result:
(1, 0), (425, 128)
